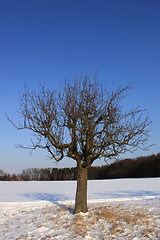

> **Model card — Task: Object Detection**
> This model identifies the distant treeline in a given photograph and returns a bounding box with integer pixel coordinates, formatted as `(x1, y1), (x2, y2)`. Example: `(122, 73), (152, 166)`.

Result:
(0, 153), (160, 181)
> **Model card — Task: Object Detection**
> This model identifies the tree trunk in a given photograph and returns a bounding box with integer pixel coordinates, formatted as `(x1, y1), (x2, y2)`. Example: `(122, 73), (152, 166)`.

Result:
(74, 165), (88, 214)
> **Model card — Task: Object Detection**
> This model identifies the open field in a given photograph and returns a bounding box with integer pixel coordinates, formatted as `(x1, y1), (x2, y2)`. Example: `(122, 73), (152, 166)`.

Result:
(0, 178), (160, 239)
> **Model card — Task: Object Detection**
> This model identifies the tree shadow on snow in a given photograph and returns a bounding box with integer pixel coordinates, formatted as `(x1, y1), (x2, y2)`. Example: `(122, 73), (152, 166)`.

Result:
(20, 192), (74, 213)
(94, 190), (159, 201)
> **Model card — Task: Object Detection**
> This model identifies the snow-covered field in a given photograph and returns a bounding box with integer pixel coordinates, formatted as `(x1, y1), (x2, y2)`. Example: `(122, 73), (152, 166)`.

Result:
(0, 178), (160, 239)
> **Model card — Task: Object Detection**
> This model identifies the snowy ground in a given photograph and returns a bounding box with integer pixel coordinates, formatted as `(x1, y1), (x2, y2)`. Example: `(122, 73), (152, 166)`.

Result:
(0, 178), (160, 239)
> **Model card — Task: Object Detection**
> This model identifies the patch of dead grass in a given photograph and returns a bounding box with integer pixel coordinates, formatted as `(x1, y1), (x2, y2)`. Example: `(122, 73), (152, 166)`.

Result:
(31, 203), (159, 239)
(90, 206), (118, 222)
(71, 213), (87, 237)
(85, 204), (158, 238)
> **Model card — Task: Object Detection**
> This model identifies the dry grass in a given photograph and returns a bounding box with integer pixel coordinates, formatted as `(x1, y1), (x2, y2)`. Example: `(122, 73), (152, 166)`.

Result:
(14, 203), (159, 239)
(1, 203), (159, 239)
(68, 204), (159, 238)
(71, 213), (87, 237)
(89, 205), (119, 223)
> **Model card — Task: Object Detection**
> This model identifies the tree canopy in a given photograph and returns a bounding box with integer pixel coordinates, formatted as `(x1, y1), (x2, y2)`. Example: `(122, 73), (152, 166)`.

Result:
(7, 73), (152, 213)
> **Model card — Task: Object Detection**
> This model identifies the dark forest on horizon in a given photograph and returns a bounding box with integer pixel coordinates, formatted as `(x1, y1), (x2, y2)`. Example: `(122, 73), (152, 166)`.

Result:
(1, 153), (160, 181)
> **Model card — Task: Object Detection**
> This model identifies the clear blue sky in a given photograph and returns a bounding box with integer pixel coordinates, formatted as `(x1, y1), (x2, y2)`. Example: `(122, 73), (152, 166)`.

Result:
(0, 0), (160, 174)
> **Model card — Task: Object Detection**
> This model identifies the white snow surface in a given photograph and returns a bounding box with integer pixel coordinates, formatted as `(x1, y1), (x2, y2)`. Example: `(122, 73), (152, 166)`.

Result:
(0, 178), (160, 239)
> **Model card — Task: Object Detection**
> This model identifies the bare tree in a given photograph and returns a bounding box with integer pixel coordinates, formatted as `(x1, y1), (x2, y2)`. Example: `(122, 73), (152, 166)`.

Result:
(7, 73), (152, 213)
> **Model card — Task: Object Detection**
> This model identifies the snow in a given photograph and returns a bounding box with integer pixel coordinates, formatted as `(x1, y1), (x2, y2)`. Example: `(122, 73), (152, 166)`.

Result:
(0, 178), (160, 239)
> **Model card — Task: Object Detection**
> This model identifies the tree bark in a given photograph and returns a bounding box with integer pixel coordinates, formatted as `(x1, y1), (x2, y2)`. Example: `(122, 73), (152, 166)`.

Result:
(74, 165), (88, 214)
